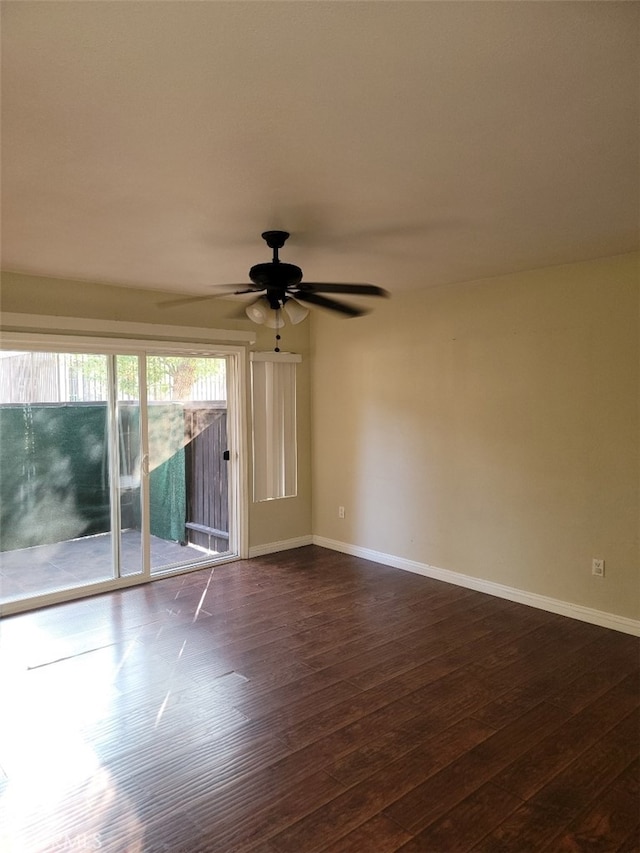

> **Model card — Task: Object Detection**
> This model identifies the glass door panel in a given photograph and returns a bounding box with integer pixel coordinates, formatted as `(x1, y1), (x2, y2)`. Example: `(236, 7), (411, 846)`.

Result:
(146, 355), (230, 574)
(0, 351), (116, 604)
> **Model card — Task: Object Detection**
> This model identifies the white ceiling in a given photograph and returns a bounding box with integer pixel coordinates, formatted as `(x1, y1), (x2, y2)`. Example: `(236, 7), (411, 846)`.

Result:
(2, 1), (638, 297)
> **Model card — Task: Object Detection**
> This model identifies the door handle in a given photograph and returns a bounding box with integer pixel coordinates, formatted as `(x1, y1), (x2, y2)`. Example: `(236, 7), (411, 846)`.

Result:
(223, 450), (230, 461)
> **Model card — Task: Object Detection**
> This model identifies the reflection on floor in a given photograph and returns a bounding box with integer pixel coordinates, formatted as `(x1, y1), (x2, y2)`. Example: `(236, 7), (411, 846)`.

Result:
(0, 530), (219, 605)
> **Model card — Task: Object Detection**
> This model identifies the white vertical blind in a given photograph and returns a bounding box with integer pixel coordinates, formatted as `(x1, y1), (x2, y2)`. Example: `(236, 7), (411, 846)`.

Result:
(251, 352), (300, 501)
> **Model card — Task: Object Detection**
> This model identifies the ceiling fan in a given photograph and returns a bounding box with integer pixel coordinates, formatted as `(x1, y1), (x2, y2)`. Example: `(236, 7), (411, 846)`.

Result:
(163, 230), (388, 330)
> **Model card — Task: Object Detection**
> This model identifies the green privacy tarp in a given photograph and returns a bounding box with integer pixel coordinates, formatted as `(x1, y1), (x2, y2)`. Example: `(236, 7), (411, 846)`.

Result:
(0, 404), (111, 550)
(0, 403), (186, 551)
(147, 404), (187, 543)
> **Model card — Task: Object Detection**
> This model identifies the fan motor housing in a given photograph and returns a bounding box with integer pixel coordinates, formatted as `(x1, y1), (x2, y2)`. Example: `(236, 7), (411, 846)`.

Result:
(249, 262), (303, 287)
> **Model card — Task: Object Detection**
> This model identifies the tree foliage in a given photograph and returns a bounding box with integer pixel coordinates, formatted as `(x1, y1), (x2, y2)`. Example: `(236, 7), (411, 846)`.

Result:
(70, 354), (225, 401)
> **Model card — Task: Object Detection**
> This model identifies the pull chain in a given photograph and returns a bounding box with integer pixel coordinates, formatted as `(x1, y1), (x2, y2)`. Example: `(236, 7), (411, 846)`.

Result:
(274, 308), (282, 352)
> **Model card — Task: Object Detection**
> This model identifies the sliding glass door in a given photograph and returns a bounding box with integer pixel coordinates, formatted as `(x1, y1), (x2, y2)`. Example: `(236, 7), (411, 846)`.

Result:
(0, 345), (238, 609)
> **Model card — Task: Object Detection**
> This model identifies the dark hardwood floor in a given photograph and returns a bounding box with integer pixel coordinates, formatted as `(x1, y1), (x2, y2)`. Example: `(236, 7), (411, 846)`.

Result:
(0, 545), (638, 852)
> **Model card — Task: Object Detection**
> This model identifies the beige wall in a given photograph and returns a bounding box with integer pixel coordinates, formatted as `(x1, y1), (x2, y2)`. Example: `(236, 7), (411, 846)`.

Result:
(0, 271), (313, 551)
(311, 253), (639, 621)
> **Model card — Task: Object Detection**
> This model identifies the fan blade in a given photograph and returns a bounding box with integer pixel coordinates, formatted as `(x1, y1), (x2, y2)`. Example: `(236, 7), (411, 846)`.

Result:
(158, 294), (217, 309)
(294, 291), (367, 317)
(158, 286), (261, 309)
(297, 282), (388, 297)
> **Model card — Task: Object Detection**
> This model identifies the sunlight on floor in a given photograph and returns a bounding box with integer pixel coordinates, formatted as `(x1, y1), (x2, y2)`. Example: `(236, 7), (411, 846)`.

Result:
(0, 631), (148, 851)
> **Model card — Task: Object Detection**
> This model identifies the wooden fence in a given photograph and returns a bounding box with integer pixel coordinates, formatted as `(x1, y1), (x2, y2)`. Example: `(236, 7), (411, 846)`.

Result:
(183, 404), (229, 553)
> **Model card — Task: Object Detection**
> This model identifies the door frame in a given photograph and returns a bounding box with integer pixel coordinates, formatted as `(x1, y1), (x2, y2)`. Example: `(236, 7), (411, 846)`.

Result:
(0, 328), (251, 616)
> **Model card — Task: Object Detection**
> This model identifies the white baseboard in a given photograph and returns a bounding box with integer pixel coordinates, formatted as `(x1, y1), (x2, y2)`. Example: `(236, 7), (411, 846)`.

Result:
(313, 536), (640, 637)
(249, 535), (314, 558)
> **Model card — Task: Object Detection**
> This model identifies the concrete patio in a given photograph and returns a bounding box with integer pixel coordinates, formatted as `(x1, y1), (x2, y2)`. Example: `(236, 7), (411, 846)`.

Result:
(0, 530), (226, 606)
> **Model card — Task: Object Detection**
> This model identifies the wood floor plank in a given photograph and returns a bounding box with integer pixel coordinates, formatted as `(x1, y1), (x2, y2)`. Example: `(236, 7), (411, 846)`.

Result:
(617, 826), (640, 853)
(326, 714), (495, 789)
(300, 619), (441, 671)
(319, 814), (413, 853)
(259, 698), (423, 788)
(467, 639), (631, 731)
(490, 672), (640, 801)
(277, 675), (446, 750)
(542, 759), (640, 852)
(397, 663), (513, 730)
(183, 768), (346, 852)
(384, 701), (571, 834)
(321, 612), (535, 692)
(527, 709), (640, 822)
(471, 621), (606, 692)
(470, 802), (570, 853)
(547, 658), (639, 714)
(228, 667), (350, 719)
(395, 782), (522, 853)
(268, 717), (495, 852)
(233, 674), (363, 730)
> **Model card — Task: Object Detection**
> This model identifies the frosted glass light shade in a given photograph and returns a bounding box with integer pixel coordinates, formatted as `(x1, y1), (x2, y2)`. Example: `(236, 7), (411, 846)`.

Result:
(246, 297), (285, 328)
(245, 299), (268, 325)
(283, 299), (309, 324)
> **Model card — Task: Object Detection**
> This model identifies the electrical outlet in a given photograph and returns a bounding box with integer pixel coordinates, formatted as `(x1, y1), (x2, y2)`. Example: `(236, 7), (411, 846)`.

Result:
(592, 558), (605, 577)
(338, 506), (345, 519)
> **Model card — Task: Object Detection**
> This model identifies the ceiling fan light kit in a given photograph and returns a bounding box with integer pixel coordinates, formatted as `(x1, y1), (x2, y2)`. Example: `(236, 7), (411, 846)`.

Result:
(245, 294), (308, 327)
